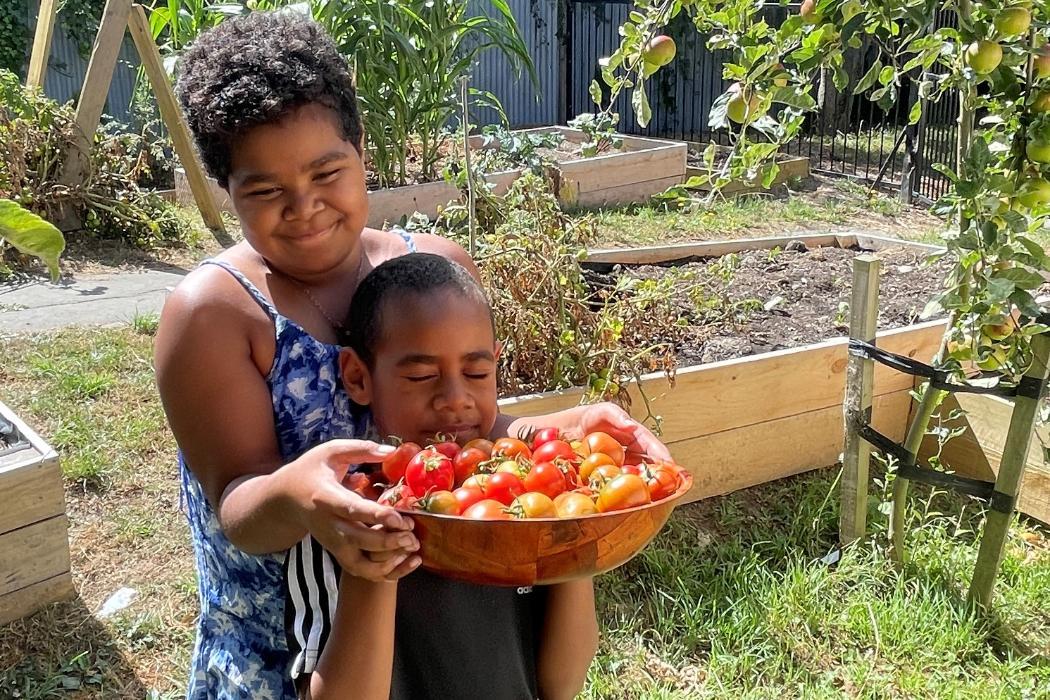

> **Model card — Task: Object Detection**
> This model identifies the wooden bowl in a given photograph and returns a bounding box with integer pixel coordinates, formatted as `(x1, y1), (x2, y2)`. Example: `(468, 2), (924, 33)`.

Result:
(396, 471), (693, 586)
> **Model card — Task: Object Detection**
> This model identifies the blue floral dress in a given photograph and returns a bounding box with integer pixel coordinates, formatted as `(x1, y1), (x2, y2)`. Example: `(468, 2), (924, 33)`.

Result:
(180, 235), (413, 698)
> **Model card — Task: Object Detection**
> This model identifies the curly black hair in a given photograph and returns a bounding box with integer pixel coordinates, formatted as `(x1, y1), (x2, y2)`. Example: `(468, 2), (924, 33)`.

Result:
(175, 11), (362, 189)
(344, 253), (493, 368)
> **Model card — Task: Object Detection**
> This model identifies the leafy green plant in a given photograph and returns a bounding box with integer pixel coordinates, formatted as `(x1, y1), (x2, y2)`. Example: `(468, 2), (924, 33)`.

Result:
(567, 111), (624, 157)
(0, 69), (190, 257)
(465, 125), (565, 176)
(0, 199), (64, 280)
(411, 172), (680, 422)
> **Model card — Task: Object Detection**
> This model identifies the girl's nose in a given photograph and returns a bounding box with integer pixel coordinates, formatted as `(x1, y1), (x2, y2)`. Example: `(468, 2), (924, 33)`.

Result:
(283, 189), (323, 221)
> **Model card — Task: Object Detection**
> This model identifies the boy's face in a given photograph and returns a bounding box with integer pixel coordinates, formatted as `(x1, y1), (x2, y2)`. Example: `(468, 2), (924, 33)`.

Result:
(225, 103), (368, 278)
(341, 289), (500, 446)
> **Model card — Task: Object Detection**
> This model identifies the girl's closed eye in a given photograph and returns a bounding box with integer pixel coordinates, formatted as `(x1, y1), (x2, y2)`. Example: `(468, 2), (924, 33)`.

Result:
(315, 168), (341, 182)
(249, 187), (281, 199)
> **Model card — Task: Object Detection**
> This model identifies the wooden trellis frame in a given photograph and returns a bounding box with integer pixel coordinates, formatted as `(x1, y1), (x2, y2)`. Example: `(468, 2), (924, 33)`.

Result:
(26, 0), (229, 242)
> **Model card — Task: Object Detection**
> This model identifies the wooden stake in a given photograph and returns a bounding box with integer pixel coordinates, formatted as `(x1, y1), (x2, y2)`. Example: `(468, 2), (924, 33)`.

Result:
(127, 5), (228, 240)
(459, 75), (476, 257)
(26, 0), (60, 90)
(58, 0), (133, 192)
(968, 331), (1050, 609)
(840, 254), (881, 545)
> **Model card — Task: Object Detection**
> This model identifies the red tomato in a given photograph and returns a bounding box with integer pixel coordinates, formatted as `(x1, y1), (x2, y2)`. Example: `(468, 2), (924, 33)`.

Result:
(453, 486), (486, 513)
(596, 474), (651, 512)
(530, 427), (560, 450)
(511, 491), (557, 518)
(381, 442), (421, 484)
(532, 439), (577, 465)
(523, 461), (568, 500)
(378, 481), (410, 505)
(463, 438), (494, 457)
(343, 471), (380, 500)
(452, 447), (489, 486)
(463, 499), (512, 520)
(582, 431), (626, 467)
(404, 448), (454, 496)
(491, 437), (532, 461)
(554, 491), (598, 517)
(431, 440), (461, 460)
(620, 463), (644, 476)
(421, 490), (460, 515)
(579, 452), (616, 481)
(484, 471), (526, 505)
(643, 462), (681, 501)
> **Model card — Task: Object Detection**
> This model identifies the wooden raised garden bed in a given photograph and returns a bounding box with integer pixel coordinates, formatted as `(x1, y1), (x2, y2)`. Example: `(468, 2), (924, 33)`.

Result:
(498, 232), (947, 505)
(685, 143), (810, 195)
(0, 400), (73, 625)
(175, 126), (686, 227)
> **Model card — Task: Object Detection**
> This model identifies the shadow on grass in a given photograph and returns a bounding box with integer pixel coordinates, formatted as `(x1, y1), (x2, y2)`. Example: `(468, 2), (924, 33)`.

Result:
(0, 595), (151, 699)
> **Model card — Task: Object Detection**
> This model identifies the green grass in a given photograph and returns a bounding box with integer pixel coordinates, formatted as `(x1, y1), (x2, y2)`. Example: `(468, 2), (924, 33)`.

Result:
(587, 177), (919, 248)
(1, 325), (1047, 698)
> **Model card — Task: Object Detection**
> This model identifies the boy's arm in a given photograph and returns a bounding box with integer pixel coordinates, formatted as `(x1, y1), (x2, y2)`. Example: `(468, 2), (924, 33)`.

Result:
(306, 576), (399, 700)
(536, 578), (600, 700)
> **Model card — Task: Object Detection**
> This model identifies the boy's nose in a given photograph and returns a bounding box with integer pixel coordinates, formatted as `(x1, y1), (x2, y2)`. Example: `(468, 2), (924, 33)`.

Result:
(436, 379), (474, 411)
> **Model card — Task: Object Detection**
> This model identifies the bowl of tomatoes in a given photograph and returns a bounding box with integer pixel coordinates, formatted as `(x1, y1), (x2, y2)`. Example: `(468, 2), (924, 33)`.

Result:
(356, 429), (693, 586)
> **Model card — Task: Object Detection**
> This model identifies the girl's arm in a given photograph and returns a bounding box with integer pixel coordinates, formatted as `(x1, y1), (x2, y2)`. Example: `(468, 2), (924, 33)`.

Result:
(306, 576), (399, 700)
(536, 578), (600, 700)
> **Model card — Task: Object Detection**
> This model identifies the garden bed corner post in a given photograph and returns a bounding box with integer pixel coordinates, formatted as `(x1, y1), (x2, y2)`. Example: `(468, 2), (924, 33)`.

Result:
(968, 330), (1050, 609)
(840, 254), (881, 545)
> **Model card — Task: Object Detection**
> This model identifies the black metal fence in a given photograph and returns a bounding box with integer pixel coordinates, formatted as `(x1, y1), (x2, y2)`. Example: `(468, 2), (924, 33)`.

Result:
(565, 0), (958, 201)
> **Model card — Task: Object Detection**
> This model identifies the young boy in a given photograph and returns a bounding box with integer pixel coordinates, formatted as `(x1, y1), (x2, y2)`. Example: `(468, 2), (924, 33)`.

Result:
(285, 253), (600, 700)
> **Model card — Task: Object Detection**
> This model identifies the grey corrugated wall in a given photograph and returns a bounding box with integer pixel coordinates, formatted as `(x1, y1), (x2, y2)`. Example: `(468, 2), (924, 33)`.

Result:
(467, 0), (560, 128)
(24, 0), (139, 123)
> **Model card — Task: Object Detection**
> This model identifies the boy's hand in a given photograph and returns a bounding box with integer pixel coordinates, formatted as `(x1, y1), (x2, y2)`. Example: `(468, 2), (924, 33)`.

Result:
(282, 439), (421, 581)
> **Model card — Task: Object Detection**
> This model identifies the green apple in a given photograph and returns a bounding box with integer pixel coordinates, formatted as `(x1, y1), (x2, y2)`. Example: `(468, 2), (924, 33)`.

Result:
(976, 345), (1010, 372)
(1026, 139), (1050, 163)
(726, 83), (760, 123)
(1034, 46), (1050, 79)
(965, 40), (1003, 74)
(995, 7), (1031, 37)
(800, 0), (821, 25)
(642, 35), (676, 67)
(1032, 91), (1050, 112)
(1016, 176), (1050, 207)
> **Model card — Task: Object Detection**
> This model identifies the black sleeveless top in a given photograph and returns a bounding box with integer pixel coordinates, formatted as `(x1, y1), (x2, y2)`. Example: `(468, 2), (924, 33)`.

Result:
(286, 535), (548, 700)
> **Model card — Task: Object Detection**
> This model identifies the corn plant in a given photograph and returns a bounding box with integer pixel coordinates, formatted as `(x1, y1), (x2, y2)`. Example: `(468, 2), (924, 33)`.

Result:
(310, 0), (535, 187)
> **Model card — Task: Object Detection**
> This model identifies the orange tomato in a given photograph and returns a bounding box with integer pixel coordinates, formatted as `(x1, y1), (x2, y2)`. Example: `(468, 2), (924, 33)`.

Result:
(463, 438), (494, 457)
(582, 431), (626, 467)
(554, 491), (599, 517)
(597, 473), (651, 512)
(511, 491), (557, 518)
(491, 437), (532, 461)
(461, 474), (489, 491)
(589, 463), (622, 490)
(579, 452), (617, 481)
(463, 499), (512, 520)
(422, 490), (460, 515)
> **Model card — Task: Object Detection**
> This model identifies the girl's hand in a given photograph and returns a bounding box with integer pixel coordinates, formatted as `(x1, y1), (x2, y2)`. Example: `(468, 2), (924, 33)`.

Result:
(566, 403), (672, 462)
(282, 439), (421, 581)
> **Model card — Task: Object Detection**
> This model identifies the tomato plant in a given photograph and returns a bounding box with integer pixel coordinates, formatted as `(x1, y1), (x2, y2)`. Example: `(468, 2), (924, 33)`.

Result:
(404, 448), (455, 496)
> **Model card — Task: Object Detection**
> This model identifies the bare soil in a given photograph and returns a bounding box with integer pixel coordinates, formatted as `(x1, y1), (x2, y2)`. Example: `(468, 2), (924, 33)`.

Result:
(586, 242), (951, 367)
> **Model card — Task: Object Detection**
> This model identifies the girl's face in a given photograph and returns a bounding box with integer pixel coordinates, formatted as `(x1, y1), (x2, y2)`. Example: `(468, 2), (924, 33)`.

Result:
(340, 289), (500, 447)
(226, 103), (369, 278)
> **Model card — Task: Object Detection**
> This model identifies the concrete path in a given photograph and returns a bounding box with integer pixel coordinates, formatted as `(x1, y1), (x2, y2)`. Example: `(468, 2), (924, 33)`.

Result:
(0, 269), (186, 334)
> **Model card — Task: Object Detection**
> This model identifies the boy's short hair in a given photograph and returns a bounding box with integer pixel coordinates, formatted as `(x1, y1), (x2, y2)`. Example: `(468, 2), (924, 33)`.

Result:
(175, 11), (363, 189)
(344, 253), (492, 367)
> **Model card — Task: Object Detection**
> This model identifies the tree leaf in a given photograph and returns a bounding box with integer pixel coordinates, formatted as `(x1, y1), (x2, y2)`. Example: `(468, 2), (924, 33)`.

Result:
(0, 199), (65, 281)
(995, 267), (1045, 290)
(632, 81), (651, 128)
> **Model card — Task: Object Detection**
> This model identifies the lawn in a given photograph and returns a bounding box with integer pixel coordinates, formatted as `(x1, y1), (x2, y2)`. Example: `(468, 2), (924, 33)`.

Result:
(1, 325), (1047, 698)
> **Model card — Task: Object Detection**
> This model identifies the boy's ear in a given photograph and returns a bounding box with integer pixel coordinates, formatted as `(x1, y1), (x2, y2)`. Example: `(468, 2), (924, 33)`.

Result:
(494, 341), (503, 363)
(339, 348), (373, 405)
